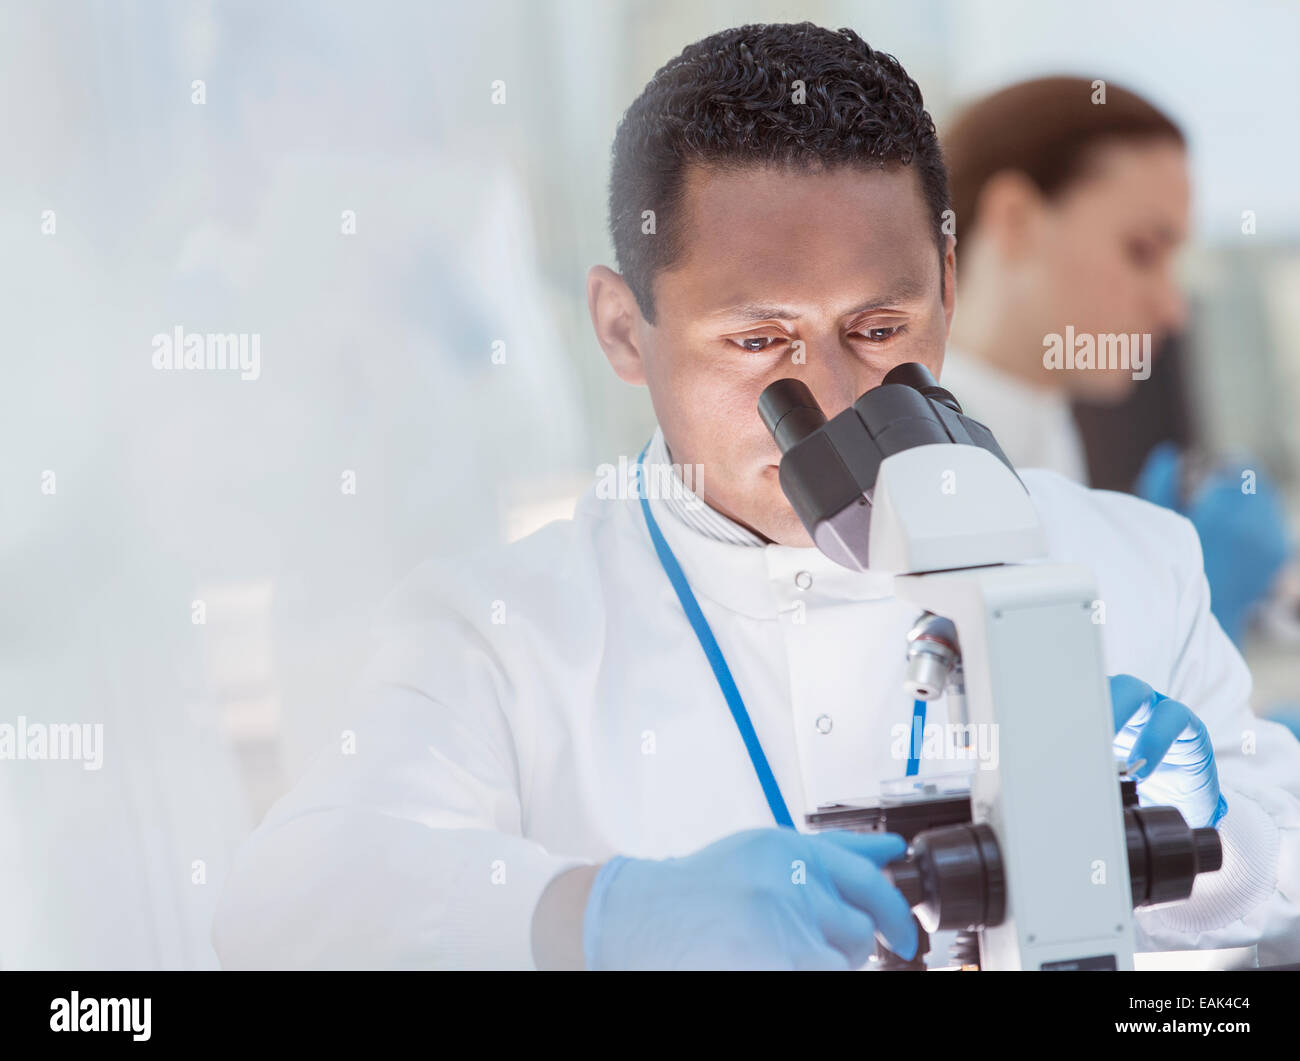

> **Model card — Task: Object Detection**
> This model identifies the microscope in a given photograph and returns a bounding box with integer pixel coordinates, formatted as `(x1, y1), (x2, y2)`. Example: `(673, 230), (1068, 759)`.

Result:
(758, 363), (1223, 971)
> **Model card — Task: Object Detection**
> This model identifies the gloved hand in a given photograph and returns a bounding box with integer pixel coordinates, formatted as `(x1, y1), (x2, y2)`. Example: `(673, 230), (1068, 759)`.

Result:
(582, 827), (917, 970)
(1109, 673), (1228, 830)
(1135, 441), (1289, 645)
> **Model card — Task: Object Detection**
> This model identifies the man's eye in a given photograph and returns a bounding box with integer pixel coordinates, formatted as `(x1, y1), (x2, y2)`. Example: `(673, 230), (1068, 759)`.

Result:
(734, 336), (784, 352)
(856, 326), (905, 343)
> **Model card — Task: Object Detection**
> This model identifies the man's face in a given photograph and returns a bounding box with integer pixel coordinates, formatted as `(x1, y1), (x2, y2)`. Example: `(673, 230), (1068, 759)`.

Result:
(592, 162), (955, 547)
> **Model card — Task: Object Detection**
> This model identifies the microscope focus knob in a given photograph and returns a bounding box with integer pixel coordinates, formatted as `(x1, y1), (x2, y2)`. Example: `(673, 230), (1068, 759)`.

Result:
(891, 822), (1006, 933)
(1125, 805), (1224, 906)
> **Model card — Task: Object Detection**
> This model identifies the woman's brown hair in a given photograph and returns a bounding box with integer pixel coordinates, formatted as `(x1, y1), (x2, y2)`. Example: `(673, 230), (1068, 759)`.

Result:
(943, 77), (1185, 260)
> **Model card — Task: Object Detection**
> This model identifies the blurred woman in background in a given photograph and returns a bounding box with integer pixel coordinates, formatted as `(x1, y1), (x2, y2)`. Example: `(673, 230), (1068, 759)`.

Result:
(940, 77), (1291, 651)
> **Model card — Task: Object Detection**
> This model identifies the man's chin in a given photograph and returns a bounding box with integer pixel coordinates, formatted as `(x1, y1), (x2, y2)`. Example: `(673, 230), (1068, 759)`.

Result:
(744, 470), (816, 547)
(767, 521), (816, 549)
(745, 505), (815, 549)
(706, 467), (817, 547)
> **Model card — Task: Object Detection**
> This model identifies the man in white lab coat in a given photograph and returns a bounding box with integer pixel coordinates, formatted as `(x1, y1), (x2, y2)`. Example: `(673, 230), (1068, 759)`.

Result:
(213, 24), (1300, 970)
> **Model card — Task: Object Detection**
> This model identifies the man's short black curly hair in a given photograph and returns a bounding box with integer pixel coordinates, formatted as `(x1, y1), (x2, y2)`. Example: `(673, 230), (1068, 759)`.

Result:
(608, 22), (951, 325)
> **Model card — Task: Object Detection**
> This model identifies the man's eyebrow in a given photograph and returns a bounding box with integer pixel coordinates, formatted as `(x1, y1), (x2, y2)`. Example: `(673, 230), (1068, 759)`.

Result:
(711, 284), (931, 322)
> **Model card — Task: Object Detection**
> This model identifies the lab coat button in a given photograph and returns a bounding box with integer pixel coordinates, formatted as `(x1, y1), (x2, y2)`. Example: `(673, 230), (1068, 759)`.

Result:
(794, 571), (813, 590)
(815, 714), (833, 734)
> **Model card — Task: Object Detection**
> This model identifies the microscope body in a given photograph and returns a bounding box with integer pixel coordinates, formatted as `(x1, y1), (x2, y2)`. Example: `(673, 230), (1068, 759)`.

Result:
(893, 564), (1134, 969)
(760, 364), (1219, 971)
(876, 439), (1135, 969)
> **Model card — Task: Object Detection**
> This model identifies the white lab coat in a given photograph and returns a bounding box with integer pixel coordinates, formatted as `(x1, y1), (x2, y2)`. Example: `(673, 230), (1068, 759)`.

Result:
(212, 429), (1300, 969)
(941, 347), (1091, 484)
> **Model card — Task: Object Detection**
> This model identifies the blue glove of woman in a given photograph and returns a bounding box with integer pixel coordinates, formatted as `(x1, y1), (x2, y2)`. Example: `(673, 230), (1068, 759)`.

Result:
(1135, 442), (1289, 645)
(582, 827), (917, 970)
(1109, 673), (1228, 829)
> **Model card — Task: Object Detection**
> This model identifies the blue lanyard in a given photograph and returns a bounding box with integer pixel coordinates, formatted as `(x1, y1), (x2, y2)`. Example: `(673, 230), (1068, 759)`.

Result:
(905, 698), (927, 776)
(636, 442), (795, 829)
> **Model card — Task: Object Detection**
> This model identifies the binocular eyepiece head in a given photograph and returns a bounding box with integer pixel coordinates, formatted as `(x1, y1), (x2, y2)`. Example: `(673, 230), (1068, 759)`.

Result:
(758, 363), (962, 455)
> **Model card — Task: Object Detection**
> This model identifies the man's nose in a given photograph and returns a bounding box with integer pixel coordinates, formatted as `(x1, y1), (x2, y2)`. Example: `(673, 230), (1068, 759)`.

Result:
(786, 344), (865, 419)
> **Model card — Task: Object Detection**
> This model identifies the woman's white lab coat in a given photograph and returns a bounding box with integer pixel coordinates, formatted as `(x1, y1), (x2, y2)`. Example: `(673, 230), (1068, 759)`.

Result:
(212, 430), (1300, 968)
(940, 347), (1091, 484)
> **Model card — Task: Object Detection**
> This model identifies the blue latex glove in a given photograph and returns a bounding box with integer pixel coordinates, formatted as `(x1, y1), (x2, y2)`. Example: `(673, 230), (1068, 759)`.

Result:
(1110, 673), (1228, 829)
(1135, 442), (1289, 645)
(582, 828), (917, 970)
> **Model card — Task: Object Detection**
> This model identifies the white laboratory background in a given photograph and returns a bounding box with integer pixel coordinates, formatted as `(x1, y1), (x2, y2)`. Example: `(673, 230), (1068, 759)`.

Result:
(0, 0), (1296, 967)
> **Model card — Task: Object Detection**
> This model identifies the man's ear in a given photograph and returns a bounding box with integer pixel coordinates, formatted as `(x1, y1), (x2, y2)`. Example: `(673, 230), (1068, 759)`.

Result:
(941, 234), (957, 334)
(587, 265), (647, 386)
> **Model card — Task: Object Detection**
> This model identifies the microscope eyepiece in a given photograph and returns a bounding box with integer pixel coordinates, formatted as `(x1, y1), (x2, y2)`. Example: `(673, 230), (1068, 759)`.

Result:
(881, 362), (963, 414)
(755, 362), (1022, 573)
(758, 379), (827, 453)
